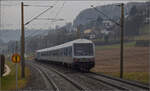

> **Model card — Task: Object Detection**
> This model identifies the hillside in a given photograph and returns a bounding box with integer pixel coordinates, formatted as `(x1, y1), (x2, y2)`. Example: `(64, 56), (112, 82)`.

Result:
(73, 2), (149, 27)
(72, 2), (149, 41)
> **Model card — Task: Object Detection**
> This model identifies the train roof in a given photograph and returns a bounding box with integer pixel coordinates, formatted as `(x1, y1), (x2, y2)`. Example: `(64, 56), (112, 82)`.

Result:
(36, 39), (93, 53)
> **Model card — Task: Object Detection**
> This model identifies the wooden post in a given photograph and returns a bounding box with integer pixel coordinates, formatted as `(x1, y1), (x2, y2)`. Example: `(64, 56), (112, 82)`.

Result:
(0, 55), (5, 77)
(120, 3), (124, 79)
(77, 24), (82, 39)
(21, 2), (25, 78)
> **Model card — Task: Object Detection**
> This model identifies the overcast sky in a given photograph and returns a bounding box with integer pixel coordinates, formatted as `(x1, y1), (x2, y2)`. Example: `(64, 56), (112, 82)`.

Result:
(0, 0), (148, 30)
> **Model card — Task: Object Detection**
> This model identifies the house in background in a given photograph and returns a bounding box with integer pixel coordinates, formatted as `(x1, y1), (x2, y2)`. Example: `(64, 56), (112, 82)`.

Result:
(83, 29), (97, 39)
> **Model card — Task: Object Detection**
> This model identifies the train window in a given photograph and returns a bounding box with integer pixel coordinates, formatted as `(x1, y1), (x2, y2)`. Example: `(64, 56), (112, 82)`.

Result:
(56, 50), (58, 56)
(60, 49), (62, 56)
(48, 51), (50, 56)
(68, 47), (72, 56)
(66, 48), (68, 56)
(42, 52), (44, 56)
(74, 43), (94, 56)
(58, 50), (60, 56)
(63, 48), (66, 56)
(50, 51), (52, 56)
(63, 48), (65, 56)
(69, 47), (72, 56)
(49, 51), (51, 56)
(62, 48), (64, 56)
(41, 52), (43, 56)
(37, 53), (39, 57)
(57, 50), (59, 56)
(55, 51), (57, 56)
(48, 52), (49, 55)
(52, 50), (58, 56)
(53, 51), (56, 56)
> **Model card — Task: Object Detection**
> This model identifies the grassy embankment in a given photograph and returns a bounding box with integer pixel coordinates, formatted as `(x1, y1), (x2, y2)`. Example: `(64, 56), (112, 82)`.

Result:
(92, 67), (149, 84)
(99, 72), (149, 84)
(92, 41), (149, 84)
(1, 59), (30, 90)
(95, 41), (136, 50)
(135, 24), (150, 41)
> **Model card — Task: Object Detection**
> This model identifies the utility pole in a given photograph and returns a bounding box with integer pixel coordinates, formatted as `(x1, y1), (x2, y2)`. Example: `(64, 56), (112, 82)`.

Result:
(15, 41), (18, 89)
(77, 27), (80, 39)
(16, 41), (18, 53)
(77, 24), (81, 39)
(21, 2), (25, 78)
(91, 3), (125, 79)
(120, 3), (124, 79)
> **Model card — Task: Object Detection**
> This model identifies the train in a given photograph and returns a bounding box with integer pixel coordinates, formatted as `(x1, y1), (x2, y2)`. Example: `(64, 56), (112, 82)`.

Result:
(35, 39), (95, 71)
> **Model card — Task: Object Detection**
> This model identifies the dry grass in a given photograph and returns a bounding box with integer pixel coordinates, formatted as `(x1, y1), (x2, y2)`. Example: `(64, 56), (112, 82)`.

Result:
(91, 46), (149, 84)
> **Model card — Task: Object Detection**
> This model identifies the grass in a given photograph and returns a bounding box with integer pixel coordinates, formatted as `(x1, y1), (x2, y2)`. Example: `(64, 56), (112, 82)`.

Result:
(132, 25), (150, 41)
(25, 53), (35, 61)
(91, 69), (149, 85)
(139, 24), (150, 34)
(95, 41), (136, 50)
(1, 59), (30, 90)
(25, 56), (34, 61)
(134, 34), (150, 40)
(108, 72), (149, 84)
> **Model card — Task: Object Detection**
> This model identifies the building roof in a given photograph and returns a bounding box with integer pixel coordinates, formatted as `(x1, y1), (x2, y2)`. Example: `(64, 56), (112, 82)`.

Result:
(84, 29), (92, 34)
(36, 39), (93, 52)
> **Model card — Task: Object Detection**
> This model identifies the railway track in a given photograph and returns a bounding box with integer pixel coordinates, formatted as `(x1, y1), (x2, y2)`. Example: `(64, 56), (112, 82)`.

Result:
(37, 61), (149, 91)
(30, 63), (59, 91)
(37, 61), (126, 90)
(32, 61), (87, 91)
(85, 72), (149, 90)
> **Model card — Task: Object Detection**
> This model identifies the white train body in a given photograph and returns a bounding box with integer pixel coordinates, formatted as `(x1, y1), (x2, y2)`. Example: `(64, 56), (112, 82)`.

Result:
(35, 39), (95, 70)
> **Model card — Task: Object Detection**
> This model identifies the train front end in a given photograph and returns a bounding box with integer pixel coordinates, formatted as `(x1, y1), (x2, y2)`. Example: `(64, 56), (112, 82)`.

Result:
(73, 42), (95, 71)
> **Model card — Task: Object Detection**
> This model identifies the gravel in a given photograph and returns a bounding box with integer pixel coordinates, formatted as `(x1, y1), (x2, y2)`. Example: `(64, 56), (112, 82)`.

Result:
(22, 61), (123, 91)
(21, 61), (49, 90)
(23, 61), (80, 91)
(37, 61), (116, 90)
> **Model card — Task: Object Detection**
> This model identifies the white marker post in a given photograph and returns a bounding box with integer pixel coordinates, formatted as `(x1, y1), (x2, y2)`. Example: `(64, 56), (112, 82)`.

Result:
(12, 53), (21, 90)
(16, 63), (18, 90)
(15, 56), (18, 90)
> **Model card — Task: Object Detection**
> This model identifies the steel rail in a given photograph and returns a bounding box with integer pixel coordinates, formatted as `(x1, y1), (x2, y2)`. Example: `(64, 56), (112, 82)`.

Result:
(31, 63), (60, 91)
(41, 62), (129, 90)
(85, 74), (129, 90)
(88, 72), (149, 90)
(39, 62), (88, 91)
(37, 61), (131, 90)
(35, 61), (149, 90)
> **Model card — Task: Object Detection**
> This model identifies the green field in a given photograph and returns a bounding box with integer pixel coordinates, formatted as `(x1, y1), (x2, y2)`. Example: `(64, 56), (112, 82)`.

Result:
(1, 59), (30, 90)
